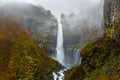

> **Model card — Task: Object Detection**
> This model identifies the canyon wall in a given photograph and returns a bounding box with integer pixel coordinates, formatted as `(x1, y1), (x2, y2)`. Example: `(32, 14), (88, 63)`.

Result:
(104, 0), (120, 44)
(0, 3), (58, 55)
(65, 0), (120, 80)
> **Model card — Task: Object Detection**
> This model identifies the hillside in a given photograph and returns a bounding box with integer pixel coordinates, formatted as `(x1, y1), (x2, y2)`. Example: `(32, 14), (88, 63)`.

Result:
(65, 38), (120, 80)
(64, 0), (120, 80)
(0, 3), (58, 56)
(0, 17), (58, 80)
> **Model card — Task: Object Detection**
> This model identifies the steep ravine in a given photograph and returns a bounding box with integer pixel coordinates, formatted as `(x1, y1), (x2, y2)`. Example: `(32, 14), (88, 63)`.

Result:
(1, 1), (119, 80)
(64, 38), (120, 80)
(0, 3), (58, 57)
(52, 18), (83, 80)
(0, 3), (83, 80)
(0, 17), (61, 80)
(64, 0), (120, 80)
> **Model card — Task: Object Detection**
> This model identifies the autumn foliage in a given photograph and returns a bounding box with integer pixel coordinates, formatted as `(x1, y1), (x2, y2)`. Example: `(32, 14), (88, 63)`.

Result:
(0, 17), (57, 80)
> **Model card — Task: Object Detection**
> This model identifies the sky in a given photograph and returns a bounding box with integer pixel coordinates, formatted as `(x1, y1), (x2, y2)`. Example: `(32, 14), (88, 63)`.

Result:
(0, 0), (101, 17)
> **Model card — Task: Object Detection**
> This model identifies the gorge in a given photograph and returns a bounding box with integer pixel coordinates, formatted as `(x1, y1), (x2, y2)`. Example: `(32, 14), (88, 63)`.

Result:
(0, 0), (120, 80)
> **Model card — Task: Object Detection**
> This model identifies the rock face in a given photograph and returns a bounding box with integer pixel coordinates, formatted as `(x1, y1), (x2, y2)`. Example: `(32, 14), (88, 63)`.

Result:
(64, 0), (120, 80)
(104, 0), (120, 44)
(0, 17), (58, 80)
(0, 3), (58, 55)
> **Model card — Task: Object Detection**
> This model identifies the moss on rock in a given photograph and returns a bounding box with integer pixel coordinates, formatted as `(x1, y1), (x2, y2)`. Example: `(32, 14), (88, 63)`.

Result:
(65, 38), (120, 80)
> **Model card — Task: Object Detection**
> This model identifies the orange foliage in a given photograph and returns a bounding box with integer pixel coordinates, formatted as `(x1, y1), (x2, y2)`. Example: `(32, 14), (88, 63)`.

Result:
(0, 17), (29, 36)
(24, 28), (29, 36)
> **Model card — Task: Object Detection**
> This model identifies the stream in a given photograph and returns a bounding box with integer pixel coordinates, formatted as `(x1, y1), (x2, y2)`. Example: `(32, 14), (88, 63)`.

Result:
(53, 68), (68, 80)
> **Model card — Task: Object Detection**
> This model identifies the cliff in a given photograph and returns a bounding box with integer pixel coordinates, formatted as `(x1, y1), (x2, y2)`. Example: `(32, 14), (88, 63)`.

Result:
(0, 3), (58, 55)
(104, 0), (120, 43)
(0, 17), (58, 80)
(64, 0), (120, 80)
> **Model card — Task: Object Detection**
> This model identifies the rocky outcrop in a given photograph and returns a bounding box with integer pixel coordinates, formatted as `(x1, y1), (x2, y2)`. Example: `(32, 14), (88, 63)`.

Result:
(104, 0), (120, 44)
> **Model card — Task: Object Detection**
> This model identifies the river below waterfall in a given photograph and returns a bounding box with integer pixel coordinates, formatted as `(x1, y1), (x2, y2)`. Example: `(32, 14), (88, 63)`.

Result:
(53, 68), (68, 80)
(52, 19), (82, 80)
(52, 19), (68, 80)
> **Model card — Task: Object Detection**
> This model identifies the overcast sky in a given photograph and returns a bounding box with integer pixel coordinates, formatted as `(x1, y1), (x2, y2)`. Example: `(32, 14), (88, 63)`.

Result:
(0, 0), (101, 17)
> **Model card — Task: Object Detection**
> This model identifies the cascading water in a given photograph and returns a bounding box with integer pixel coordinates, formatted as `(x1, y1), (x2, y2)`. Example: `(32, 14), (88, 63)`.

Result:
(56, 19), (65, 65)
(53, 19), (82, 80)
(64, 49), (82, 67)
(53, 19), (66, 80)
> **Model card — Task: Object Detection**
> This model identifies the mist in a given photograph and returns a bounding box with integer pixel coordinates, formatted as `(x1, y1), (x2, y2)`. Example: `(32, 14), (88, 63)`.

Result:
(0, 0), (101, 17)
(0, 0), (104, 67)
(0, 0), (104, 47)
(61, 0), (104, 51)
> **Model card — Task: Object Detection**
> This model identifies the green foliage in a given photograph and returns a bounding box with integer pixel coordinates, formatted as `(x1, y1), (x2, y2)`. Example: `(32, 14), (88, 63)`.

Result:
(65, 38), (120, 80)
(0, 18), (57, 80)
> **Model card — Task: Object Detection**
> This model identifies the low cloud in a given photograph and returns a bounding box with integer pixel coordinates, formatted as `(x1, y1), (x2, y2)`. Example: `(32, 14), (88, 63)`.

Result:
(0, 0), (101, 17)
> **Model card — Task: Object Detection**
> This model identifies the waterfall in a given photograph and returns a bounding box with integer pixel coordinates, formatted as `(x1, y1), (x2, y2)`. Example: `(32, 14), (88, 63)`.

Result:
(56, 19), (82, 67)
(64, 48), (82, 67)
(53, 68), (68, 80)
(56, 19), (65, 65)
(53, 19), (82, 80)
(53, 19), (66, 80)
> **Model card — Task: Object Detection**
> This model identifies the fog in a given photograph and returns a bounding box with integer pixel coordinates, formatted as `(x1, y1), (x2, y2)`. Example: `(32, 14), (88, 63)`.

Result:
(0, 0), (104, 39)
(0, 0), (104, 43)
(0, 0), (104, 67)
(0, 0), (101, 17)
(61, 0), (104, 53)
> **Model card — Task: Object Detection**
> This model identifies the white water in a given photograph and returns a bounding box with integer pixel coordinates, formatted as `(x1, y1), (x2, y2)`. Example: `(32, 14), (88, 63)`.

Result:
(53, 68), (68, 80)
(56, 19), (65, 65)
(53, 72), (58, 80)
(53, 19), (82, 80)
(53, 19), (66, 80)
